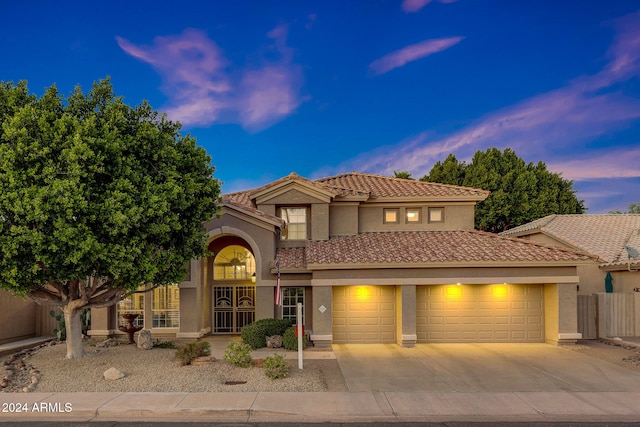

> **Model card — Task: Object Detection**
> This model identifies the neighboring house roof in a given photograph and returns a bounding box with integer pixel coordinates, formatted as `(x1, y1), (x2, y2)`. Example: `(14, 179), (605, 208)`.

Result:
(500, 214), (640, 268)
(275, 230), (594, 270)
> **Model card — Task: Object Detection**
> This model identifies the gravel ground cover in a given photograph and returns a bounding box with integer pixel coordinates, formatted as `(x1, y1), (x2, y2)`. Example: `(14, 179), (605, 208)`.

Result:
(1, 340), (344, 393)
(3, 338), (640, 394)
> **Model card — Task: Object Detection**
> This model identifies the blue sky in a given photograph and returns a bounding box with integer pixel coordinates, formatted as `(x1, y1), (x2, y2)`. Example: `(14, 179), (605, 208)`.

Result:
(2, 1), (640, 213)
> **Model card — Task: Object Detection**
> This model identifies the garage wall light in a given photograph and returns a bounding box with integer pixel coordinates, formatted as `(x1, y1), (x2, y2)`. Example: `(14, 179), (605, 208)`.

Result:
(355, 286), (373, 300)
(492, 285), (508, 297)
(446, 286), (462, 297)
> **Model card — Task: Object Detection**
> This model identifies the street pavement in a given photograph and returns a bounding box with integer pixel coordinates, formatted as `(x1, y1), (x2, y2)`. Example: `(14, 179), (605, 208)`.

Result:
(3, 339), (640, 424)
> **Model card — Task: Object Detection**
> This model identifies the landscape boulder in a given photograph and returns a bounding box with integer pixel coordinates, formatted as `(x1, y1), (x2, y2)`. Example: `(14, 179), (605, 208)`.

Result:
(137, 330), (153, 350)
(103, 367), (125, 380)
(266, 335), (283, 348)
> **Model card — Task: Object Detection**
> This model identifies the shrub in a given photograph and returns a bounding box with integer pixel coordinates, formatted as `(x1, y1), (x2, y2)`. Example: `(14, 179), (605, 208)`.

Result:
(154, 340), (178, 349)
(224, 341), (253, 367)
(283, 326), (307, 351)
(241, 318), (293, 349)
(264, 354), (289, 380)
(175, 341), (210, 366)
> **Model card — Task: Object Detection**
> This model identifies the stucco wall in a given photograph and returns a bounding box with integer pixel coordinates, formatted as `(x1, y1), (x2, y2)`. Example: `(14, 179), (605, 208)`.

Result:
(329, 204), (359, 236)
(358, 203), (475, 233)
(0, 291), (36, 344)
(609, 270), (640, 293)
(312, 265), (577, 283)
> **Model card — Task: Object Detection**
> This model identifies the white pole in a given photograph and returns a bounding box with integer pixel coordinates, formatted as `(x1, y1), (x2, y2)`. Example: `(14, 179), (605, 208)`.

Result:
(297, 302), (303, 370)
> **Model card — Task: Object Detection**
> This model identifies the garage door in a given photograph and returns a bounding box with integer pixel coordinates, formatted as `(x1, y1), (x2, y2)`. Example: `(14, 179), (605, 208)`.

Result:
(416, 284), (544, 342)
(333, 286), (396, 343)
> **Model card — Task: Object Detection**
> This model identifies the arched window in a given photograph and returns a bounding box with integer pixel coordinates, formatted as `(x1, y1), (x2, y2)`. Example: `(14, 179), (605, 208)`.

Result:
(214, 245), (256, 280)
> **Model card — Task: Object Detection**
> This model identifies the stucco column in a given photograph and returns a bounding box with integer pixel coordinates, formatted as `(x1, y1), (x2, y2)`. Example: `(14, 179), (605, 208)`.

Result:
(88, 307), (113, 339)
(255, 286), (273, 321)
(544, 283), (581, 345)
(177, 258), (208, 339)
(396, 285), (417, 347)
(310, 286), (332, 347)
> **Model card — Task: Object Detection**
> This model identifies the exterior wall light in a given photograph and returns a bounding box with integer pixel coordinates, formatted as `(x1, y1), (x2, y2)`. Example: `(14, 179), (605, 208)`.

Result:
(492, 285), (507, 297)
(251, 273), (256, 283)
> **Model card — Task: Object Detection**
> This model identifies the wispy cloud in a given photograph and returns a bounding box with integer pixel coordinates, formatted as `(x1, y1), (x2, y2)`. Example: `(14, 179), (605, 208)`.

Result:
(369, 37), (464, 75)
(116, 26), (305, 131)
(548, 147), (640, 181)
(344, 11), (640, 182)
(401, 0), (457, 14)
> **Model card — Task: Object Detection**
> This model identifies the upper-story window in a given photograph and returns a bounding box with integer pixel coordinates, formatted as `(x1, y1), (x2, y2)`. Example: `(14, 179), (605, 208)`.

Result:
(281, 207), (307, 240)
(406, 208), (421, 223)
(383, 208), (399, 224)
(428, 207), (444, 223)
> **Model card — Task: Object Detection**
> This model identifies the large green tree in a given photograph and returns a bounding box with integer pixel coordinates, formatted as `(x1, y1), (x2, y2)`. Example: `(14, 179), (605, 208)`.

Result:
(421, 148), (585, 232)
(0, 79), (221, 358)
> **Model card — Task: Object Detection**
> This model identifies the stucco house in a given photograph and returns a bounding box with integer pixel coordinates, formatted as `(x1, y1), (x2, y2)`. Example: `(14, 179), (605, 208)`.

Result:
(90, 172), (594, 346)
(500, 214), (640, 338)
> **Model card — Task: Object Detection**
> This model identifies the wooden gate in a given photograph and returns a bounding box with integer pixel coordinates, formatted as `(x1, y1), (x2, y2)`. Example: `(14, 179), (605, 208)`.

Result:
(577, 295), (597, 339)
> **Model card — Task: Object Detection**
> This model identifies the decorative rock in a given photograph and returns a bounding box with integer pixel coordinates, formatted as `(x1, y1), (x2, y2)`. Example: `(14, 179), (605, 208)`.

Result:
(137, 330), (154, 350)
(103, 367), (125, 380)
(266, 335), (283, 348)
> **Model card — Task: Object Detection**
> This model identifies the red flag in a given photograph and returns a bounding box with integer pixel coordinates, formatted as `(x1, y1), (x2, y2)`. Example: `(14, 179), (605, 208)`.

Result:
(275, 261), (282, 306)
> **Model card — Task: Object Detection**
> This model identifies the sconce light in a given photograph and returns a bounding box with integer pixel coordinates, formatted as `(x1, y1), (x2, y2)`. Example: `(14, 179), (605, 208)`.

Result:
(251, 272), (256, 283)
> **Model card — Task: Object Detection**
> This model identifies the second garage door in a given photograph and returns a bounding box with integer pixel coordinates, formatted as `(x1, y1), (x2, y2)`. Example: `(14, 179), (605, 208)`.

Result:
(416, 284), (544, 342)
(333, 286), (396, 343)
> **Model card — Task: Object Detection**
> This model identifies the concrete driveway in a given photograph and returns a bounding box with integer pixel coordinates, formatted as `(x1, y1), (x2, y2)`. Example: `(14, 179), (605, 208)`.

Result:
(333, 343), (640, 392)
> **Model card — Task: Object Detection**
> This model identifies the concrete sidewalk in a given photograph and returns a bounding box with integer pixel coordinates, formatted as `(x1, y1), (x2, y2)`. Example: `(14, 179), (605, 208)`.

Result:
(3, 390), (640, 423)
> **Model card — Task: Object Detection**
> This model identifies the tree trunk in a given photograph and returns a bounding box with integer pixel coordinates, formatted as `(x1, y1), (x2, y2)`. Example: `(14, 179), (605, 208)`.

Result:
(63, 306), (85, 359)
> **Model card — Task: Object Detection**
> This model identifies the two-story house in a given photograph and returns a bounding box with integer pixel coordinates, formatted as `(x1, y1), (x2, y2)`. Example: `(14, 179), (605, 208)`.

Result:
(90, 172), (594, 346)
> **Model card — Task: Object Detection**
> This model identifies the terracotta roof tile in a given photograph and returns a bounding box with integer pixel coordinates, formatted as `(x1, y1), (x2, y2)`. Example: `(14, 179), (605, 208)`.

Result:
(316, 172), (489, 199)
(275, 247), (307, 269)
(501, 214), (640, 263)
(276, 231), (593, 268)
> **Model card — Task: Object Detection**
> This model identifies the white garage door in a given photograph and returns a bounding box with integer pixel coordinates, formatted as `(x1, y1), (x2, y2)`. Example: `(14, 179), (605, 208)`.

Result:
(416, 284), (544, 342)
(333, 286), (396, 343)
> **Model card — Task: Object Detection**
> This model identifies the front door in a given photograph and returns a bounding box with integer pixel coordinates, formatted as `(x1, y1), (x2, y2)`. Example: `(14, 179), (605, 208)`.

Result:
(212, 285), (255, 333)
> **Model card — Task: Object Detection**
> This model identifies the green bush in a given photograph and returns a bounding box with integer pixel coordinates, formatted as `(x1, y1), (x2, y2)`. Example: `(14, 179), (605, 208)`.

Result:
(264, 354), (289, 380)
(282, 326), (307, 351)
(175, 341), (210, 366)
(241, 318), (293, 349)
(224, 341), (253, 367)
(155, 340), (178, 349)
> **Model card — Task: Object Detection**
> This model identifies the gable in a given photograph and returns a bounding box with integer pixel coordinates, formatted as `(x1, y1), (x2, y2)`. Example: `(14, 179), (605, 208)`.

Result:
(250, 173), (335, 205)
(258, 187), (331, 205)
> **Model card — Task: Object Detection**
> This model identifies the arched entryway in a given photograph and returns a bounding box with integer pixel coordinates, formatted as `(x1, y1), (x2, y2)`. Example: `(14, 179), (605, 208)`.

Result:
(208, 237), (256, 334)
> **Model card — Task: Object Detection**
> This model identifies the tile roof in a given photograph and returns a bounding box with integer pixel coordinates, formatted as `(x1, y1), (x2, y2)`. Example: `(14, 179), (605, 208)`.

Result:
(275, 231), (594, 269)
(224, 172), (489, 208)
(500, 214), (640, 263)
(316, 172), (489, 199)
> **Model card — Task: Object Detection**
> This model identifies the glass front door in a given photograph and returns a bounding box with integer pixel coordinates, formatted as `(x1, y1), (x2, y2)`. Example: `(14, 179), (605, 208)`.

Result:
(213, 285), (255, 333)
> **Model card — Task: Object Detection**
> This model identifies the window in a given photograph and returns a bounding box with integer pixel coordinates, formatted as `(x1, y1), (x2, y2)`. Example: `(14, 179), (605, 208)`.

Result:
(117, 286), (145, 328)
(152, 284), (180, 328)
(384, 208), (399, 224)
(406, 208), (421, 223)
(429, 207), (444, 223)
(214, 245), (256, 280)
(281, 207), (307, 240)
(282, 287), (305, 324)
